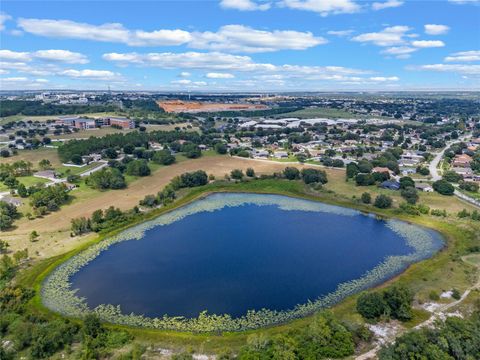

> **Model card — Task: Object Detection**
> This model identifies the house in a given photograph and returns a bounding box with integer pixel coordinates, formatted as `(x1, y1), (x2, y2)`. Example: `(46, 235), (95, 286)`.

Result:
(452, 167), (474, 179)
(379, 180), (401, 190)
(253, 149), (269, 158)
(273, 151), (289, 159)
(453, 154), (472, 168)
(0, 196), (22, 207)
(415, 183), (433, 192)
(372, 167), (393, 176)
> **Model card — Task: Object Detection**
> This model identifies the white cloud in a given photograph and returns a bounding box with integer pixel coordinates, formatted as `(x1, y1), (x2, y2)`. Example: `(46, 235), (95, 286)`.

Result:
(60, 69), (121, 80)
(18, 18), (192, 46)
(17, 18), (324, 53)
(1, 77), (28, 82)
(382, 46), (418, 58)
(179, 71), (191, 77)
(327, 30), (354, 37)
(171, 79), (207, 86)
(445, 50), (480, 62)
(372, 0), (404, 11)
(0, 12), (11, 31)
(190, 25), (326, 53)
(0, 50), (31, 62)
(352, 25), (411, 46)
(411, 40), (445, 48)
(103, 51), (277, 72)
(0, 49), (89, 65)
(412, 64), (480, 75)
(220, 0), (271, 11)
(369, 76), (399, 81)
(448, 0), (480, 4)
(206, 72), (235, 78)
(33, 50), (89, 64)
(424, 24), (450, 35)
(280, 0), (361, 16)
(0, 69), (9, 75)
(171, 79), (192, 84)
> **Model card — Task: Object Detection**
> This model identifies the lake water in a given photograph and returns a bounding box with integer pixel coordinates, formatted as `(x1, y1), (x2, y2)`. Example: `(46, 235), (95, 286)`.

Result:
(69, 193), (443, 319)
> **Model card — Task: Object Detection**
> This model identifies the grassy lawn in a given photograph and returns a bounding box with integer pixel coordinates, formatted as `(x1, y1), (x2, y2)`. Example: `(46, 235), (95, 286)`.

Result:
(55, 162), (102, 177)
(275, 107), (361, 119)
(17, 176), (50, 187)
(2, 148), (62, 168)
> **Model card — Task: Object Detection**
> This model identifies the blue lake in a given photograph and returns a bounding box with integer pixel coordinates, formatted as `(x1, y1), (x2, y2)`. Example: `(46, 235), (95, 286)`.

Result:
(69, 193), (444, 319)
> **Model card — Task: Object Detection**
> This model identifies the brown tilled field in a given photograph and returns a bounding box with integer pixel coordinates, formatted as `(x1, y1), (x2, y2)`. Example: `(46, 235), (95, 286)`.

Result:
(157, 100), (269, 113)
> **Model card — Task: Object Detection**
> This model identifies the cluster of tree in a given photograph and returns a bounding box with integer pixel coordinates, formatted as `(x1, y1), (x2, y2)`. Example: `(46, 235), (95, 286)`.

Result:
(152, 149), (176, 165)
(457, 208), (480, 221)
(0, 201), (20, 230)
(442, 170), (464, 183)
(85, 168), (126, 190)
(0, 161), (33, 178)
(346, 149), (403, 184)
(71, 206), (141, 235)
(58, 130), (205, 163)
(74, 170), (209, 235)
(0, 283), (133, 359)
(0, 100), (117, 117)
(459, 181), (479, 193)
(283, 167), (328, 185)
(236, 312), (359, 359)
(379, 311), (480, 359)
(29, 184), (70, 214)
(356, 284), (414, 322)
(433, 179), (455, 195)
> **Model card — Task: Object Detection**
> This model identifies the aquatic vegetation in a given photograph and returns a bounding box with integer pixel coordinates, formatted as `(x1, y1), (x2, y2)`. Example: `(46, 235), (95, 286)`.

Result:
(42, 193), (443, 332)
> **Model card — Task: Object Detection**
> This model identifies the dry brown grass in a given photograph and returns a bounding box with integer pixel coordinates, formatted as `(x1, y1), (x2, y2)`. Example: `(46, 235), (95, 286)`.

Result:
(2, 148), (62, 168)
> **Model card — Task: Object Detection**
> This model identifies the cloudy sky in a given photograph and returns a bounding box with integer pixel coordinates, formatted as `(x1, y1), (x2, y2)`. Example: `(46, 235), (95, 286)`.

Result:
(0, 0), (479, 91)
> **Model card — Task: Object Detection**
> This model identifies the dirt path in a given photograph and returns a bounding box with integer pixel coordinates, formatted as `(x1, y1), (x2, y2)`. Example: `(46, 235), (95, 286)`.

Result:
(3, 156), (318, 257)
(356, 254), (480, 360)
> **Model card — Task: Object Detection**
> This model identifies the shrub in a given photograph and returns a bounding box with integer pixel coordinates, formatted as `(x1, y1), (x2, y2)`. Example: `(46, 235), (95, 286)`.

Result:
(125, 159), (151, 177)
(357, 292), (388, 320)
(374, 195), (392, 209)
(400, 187), (418, 204)
(432, 180), (455, 195)
(283, 167), (300, 180)
(355, 173), (375, 186)
(152, 149), (175, 165)
(230, 169), (244, 180)
(361, 192), (371, 204)
(246, 168), (255, 177)
(301, 168), (328, 184)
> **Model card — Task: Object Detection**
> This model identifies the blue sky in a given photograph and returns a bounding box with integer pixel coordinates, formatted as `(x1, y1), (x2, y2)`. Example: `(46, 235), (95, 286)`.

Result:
(0, 0), (479, 91)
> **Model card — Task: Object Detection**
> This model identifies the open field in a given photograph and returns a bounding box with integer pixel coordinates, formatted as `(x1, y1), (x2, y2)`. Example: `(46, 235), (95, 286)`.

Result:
(275, 107), (360, 119)
(0, 112), (123, 125)
(2, 148), (62, 168)
(49, 123), (198, 140)
(157, 100), (269, 113)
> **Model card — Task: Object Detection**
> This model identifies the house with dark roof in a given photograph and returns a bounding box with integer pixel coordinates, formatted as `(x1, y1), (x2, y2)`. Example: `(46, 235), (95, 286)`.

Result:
(379, 180), (401, 190)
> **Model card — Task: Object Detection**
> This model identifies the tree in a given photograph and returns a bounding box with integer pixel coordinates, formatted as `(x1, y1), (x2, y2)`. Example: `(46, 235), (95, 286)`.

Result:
(71, 154), (83, 165)
(374, 195), (393, 209)
(399, 176), (415, 189)
(355, 173), (375, 186)
(283, 167), (300, 180)
(230, 169), (244, 180)
(215, 143), (227, 154)
(346, 162), (360, 179)
(301, 168), (328, 184)
(86, 168), (126, 190)
(433, 180), (455, 195)
(361, 192), (371, 204)
(246, 168), (255, 177)
(182, 143), (201, 158)
(357, 292), (388, 320)
(152, 149), (175, 165)
(17, 183), (28, 198)
(126, 159), (151, 176)
(442, 170), (463, 183)
(400, 187), (419, 204)
(383, 284), (414, 321)
(103, 148), (118, 159)
(38, 159), (52, 170)
(29, 230), (39, 242)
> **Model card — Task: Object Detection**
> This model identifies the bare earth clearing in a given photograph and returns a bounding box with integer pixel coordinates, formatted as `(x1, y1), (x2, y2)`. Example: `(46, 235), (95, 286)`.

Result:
(157, 100), (269, 113)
